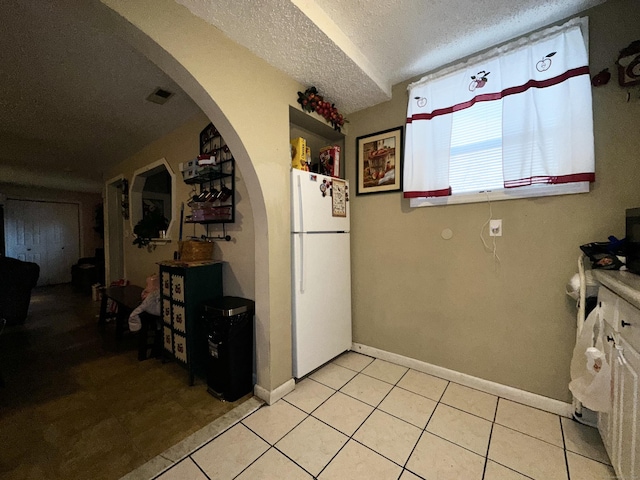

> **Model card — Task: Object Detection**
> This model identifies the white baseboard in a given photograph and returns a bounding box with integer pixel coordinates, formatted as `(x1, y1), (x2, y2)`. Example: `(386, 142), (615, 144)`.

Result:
(254, 378), (296, 405)
(352, 343), (573, 418)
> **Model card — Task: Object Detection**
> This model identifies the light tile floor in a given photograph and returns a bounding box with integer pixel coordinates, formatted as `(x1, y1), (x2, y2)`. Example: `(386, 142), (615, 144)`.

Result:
(152, 352), (617, 480)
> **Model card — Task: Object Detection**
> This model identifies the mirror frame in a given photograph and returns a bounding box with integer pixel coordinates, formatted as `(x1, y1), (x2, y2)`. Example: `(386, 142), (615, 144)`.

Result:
(129, 158), (176, 241)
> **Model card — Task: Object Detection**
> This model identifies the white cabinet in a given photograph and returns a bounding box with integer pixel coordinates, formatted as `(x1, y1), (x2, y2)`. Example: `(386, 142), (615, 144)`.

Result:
(613, 337), (639, 480)
(598, 319), (616, 459)
(596, 283), (640, 480)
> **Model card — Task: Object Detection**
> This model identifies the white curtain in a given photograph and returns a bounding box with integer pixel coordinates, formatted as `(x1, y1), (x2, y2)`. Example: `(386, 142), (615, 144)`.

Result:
(404, 17), (594, 198)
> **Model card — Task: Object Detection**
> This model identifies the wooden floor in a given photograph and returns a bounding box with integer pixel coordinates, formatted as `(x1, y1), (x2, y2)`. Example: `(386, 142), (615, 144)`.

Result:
(0, 284), (250, 480)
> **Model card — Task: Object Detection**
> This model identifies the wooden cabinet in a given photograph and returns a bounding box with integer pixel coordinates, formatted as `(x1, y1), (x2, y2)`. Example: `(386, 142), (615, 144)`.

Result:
(159, 261), (223, 385)
(595, 281), (640, 480)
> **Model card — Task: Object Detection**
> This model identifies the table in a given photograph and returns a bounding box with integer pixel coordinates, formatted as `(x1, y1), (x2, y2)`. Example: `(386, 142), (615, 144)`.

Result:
(99, 285), (144, 340)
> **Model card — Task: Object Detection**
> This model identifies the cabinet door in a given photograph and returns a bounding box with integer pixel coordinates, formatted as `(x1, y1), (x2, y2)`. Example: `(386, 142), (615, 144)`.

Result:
(173, 303), (186, 333)
(161, 271), (171, 296)
(174, 333), (188, 364)
(171, 274), (185, 303)
(598, 321), (617, 460)
(599, 287), (618, 330)
(162, 299), (172, 325)
(614, 339), (640, 480)
(163, 325), (173, 353)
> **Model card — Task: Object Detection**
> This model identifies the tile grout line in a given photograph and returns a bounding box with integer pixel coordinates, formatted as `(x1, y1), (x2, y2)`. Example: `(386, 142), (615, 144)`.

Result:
(314, 364), (407, 478)
(399, 373), (449, 476)
(480, 390), (500, 480)
(240, 393), (339, 478)
(192, 457), (212, 480)
(169, 353), (594, 480)
(560, 414), (571, 480)
(332, 363), (507, 478)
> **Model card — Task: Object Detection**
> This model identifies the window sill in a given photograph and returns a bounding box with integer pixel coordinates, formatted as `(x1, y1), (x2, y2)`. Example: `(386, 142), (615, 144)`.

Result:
(409, 182), (590, 208)
(150, 238), (172, 245)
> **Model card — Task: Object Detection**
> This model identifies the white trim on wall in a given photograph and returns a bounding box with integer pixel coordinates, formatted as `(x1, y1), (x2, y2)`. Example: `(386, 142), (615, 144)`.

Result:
(352, 343), (574, 418)
(254, 378), (296, 405)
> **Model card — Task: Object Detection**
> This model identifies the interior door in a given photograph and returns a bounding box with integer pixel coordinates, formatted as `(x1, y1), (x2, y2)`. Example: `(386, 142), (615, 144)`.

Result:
(5, 199), (80, 286)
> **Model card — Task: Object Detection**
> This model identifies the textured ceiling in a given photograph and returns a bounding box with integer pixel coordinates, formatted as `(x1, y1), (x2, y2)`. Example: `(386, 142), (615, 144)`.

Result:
(0, 0), (605, 191)
(0, 1), (201, 190)
(178, 0), (605, 113)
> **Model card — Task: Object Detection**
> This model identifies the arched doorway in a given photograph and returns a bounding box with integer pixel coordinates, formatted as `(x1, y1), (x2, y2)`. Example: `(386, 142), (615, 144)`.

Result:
(99, 0), (299, 400)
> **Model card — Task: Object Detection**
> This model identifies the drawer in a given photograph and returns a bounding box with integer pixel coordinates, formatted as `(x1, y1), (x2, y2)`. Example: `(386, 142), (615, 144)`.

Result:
(174, 333), (188, 364)
(172, 304), (186, 333)
(163, 325), (173, 353)
(161, 271), (171, 296)
(171, 274), (184, 302)
(598, 286), (618, 329)
(617, 296), (640, 352)
(162, 299), (171, 325)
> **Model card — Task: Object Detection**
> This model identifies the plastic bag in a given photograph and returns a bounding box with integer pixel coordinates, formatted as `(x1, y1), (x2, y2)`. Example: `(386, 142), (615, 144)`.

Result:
(128, 274), (161, 332)
(569, 305), (611, 412)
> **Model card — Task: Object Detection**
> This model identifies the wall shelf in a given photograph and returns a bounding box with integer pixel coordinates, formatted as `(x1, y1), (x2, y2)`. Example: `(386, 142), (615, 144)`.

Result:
(181, 123), (236, 225)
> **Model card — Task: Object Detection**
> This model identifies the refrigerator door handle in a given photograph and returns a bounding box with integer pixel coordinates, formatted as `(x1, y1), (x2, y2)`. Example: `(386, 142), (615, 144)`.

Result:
(296, 174), (304, 233)
(299, 234), (305, 293)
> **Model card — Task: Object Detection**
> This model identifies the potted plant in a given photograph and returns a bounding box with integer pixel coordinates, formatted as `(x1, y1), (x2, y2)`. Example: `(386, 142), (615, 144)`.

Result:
(132, 205), (169, 248)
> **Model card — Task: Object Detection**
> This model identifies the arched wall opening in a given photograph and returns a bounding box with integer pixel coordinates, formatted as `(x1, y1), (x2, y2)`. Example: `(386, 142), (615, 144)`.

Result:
(97, 0), (301, 398)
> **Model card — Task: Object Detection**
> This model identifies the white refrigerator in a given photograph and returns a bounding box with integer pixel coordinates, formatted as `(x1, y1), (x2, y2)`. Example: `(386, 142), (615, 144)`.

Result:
(291, 169), (352, 378)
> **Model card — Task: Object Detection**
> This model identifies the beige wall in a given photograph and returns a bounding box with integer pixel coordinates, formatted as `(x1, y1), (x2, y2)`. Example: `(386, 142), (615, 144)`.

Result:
(104, 113), (255, 301)
(102, 0), (640, 402)
(0, 183), (103, 258)
(100, 0), (301, 393)
(346, 0), (640, 402)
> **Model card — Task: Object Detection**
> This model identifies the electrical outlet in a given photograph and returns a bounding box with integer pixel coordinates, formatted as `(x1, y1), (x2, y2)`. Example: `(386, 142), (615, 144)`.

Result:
(489, 219), (502, 237)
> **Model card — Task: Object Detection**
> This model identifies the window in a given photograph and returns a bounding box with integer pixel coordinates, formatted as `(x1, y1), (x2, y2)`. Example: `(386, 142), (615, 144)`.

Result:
(130, 158), (176, 239)
(404, 17), (594, 207)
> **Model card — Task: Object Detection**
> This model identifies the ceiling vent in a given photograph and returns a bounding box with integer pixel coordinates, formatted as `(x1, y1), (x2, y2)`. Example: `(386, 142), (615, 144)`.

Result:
(146, 87), (175, 105)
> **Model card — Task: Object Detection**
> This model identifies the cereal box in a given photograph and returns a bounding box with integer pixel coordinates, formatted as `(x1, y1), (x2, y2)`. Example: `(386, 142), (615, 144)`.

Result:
(290, 137), (307, 170)
(319, 145), (341, 178)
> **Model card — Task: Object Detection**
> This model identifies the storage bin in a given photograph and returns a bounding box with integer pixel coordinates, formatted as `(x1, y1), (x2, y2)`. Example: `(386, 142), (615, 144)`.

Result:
(179, 240), (215, 262)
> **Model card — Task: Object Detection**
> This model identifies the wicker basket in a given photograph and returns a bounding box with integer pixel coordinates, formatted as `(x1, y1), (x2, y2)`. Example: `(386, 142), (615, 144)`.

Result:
(179, 240), (215, 262)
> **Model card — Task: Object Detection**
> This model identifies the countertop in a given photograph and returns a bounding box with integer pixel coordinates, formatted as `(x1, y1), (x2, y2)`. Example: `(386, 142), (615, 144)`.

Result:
(593, 269), (640, 310)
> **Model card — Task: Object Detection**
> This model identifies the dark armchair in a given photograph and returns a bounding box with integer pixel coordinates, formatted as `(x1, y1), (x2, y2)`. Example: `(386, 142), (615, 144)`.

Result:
(71, 248), (105, 295)
(0, 256), (40, 326)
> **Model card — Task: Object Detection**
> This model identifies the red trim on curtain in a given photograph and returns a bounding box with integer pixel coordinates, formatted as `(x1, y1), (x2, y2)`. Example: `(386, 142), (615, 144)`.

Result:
(406, 66), (590, 124)
(403, 187), (452, 198)
(504, 172), (595, 188)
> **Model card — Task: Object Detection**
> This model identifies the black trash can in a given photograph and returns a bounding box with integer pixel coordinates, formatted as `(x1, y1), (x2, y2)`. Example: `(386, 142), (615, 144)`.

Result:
(203, 296), (255, 401)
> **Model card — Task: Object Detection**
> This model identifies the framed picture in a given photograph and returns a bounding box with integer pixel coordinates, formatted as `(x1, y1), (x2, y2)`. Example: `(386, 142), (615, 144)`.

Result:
(356, 126), (403, 195)
(617, 40), (640, 87)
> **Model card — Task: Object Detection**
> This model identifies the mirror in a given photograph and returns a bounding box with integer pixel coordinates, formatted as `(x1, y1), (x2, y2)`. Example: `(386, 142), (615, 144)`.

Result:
(130, 158), (176, 241)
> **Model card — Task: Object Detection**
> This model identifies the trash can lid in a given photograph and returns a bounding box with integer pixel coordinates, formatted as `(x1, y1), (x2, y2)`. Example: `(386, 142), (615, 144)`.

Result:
(204, 296), (255, 317)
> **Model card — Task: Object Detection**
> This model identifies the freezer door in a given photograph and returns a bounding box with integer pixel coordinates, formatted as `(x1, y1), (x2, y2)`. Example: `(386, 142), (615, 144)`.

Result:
(292, 232), (352, 378)
(291, 169), (350, 233)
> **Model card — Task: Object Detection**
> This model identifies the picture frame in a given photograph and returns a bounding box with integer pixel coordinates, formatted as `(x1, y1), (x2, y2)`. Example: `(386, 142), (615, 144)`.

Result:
(617, 40), (640, 87)
(356, 126), (403, 195)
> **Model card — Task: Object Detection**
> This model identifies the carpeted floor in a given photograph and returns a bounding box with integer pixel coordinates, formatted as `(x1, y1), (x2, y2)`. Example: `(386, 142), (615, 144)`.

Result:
(0, 284), (250, 480)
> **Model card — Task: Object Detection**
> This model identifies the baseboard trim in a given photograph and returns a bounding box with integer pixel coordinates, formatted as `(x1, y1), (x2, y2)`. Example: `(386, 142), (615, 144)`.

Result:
(254, 378), (296, 405)
(352, 343), (573, 418)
